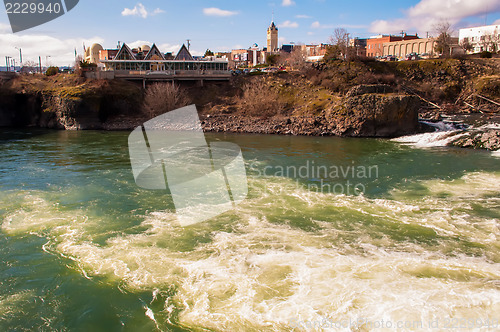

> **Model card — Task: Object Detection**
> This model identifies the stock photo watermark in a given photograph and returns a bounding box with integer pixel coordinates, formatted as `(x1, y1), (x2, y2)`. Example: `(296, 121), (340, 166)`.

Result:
(4, 0), (79, 33)
(289, 316), (499, 330)
(128, 105), (248, 227)
(250, 160), (379, 196)
(128, 106), (378, 226)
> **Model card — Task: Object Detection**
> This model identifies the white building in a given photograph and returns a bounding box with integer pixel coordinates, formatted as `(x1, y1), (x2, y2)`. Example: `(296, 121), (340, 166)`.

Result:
(459, 24), (500, 53)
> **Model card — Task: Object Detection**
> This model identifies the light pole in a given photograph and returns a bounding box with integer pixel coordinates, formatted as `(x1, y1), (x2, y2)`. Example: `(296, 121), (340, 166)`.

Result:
(15, 47), (22, 66)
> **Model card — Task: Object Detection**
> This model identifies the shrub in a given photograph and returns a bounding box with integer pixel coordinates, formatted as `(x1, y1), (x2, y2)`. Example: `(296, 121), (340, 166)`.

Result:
(475, 75), (500, 98)
(480, 51), (492, 58)
(239, 79), (285, 118)
(143, 82), (190, 117)
(45, 66), (59, 76)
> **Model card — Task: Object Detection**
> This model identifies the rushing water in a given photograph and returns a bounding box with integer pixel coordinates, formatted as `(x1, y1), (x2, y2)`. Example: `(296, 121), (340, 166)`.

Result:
(0, 129), (499, 331)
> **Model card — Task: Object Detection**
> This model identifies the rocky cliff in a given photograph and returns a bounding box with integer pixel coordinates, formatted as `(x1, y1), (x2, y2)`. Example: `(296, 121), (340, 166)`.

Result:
(202, 85), (420, 137)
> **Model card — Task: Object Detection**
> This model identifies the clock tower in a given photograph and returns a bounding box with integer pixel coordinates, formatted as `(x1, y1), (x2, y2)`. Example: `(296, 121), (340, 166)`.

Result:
(267, 21), (279, 53)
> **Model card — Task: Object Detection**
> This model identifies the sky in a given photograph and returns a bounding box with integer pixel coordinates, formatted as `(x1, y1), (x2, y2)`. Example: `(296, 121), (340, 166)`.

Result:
(1, 0), (500, 66)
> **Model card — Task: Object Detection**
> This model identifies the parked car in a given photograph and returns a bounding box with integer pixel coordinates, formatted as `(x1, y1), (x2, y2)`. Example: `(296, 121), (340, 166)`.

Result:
(248, 68), (263, 76)
(404, 52), (420, 61)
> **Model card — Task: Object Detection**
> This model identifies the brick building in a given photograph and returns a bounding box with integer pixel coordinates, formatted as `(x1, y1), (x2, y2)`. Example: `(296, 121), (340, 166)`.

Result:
(366, 34), (419, 57)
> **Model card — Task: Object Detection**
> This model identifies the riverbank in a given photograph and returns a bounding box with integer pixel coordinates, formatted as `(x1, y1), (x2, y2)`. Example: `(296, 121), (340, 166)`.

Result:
(0, 58), (498, 150)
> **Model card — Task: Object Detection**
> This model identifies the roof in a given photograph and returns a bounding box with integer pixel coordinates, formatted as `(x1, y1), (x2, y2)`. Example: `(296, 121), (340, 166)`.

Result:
(175, 44), (194, 61)
(114, 43), (136, 61)
(268, 21), (278, 31)
(144, 43), (165, 61)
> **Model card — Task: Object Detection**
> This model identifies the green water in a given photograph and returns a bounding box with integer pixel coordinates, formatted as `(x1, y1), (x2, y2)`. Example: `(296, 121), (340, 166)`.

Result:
(0, 129), (499, 331)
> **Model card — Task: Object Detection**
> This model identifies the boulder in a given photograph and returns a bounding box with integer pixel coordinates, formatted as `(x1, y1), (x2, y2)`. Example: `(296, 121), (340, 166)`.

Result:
(330, 85), (420, 137)
(450, 129), (500, 151)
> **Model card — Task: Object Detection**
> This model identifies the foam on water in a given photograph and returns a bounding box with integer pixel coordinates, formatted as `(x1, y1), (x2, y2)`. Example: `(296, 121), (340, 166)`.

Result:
(2, 172), (500, 331)
(392, 131), (464, 148)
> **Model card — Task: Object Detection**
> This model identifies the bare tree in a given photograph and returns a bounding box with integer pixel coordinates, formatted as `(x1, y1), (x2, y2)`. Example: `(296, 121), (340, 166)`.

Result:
(287, 46), (308, 70)
(329, 28), (350, 60)
(481, 29), (500, 53)
(20, 60), (38, 74)
(459, 38), (474, 54)
(433, 21), (454, 57)
(143, 82), (190, 118)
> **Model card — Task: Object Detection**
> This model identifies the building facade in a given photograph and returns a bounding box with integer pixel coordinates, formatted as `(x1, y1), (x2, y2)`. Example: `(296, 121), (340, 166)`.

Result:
(84, 43), (103, 64)
(99, 43), (229, 81)
(349, 38), (367, 57)
(459, 24), (500, 53)
(366, 34), (419, 57)
(382, 38), (436, 57)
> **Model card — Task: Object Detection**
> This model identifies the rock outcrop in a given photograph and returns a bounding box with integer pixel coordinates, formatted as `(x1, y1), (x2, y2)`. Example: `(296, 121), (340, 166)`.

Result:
(449, 128), (500, 151)
(202, 85), (421, 137)
(331, 86), (420, 137)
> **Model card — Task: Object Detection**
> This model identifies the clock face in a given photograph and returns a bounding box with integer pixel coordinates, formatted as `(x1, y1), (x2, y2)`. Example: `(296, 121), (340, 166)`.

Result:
(4, 0), (79, 33)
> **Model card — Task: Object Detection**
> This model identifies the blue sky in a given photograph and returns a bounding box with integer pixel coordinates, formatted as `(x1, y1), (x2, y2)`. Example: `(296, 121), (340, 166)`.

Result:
(1, 0), (499, 66)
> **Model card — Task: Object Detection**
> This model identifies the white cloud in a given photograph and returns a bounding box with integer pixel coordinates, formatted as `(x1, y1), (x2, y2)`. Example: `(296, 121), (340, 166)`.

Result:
(369, 0), (500, 35)
(282, 0), (295, 7)
(152, 8), (165, 15)
(311, 21), (366, 30)
(493, 18), (500, 25)
(126, 40), (183, 54)
(0, 30), (104, 66)
(280, 21), (299, 28)
(203, 7), (239, 17)
(121, 3), (164, 19)
(340, 24), (368, 29)
(311, 21), (334, 29)
(158, 43), (182, 54)
(296, 15), (312, 19)
(0, 23), (11, 33)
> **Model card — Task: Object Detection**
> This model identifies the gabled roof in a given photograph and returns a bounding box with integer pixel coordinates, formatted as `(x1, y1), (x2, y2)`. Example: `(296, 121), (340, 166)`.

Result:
(144, 43), (165, 61)
(174, 44), (194, 61)
(115, 43), (136, 60)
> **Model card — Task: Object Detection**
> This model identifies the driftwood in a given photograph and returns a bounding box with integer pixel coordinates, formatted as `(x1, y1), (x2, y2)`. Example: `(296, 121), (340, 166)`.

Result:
(461, 93), (499, 114)
(464, 101), (485, 114)
(401, 86), (442, 109)
(473, 94), (500, 108)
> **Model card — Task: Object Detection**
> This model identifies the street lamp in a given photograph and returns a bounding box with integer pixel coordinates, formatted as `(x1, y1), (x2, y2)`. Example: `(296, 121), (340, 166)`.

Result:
(15, 47), (22, 66)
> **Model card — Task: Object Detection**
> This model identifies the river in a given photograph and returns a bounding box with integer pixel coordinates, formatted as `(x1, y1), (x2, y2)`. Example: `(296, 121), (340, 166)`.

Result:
(0, 129), (499, 331)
